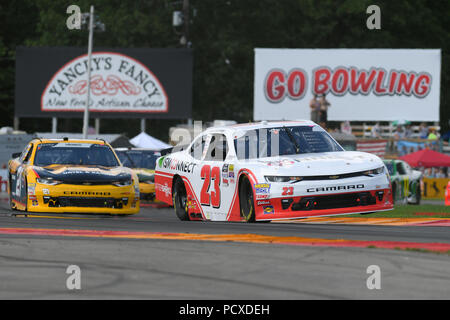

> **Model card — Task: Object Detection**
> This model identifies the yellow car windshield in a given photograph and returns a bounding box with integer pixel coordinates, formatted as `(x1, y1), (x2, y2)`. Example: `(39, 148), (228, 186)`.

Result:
(34, 143), (119, 167)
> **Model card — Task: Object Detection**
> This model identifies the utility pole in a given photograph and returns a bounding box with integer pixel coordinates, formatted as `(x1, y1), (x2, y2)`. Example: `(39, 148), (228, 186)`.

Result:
(82, 5), (94, 139)
(182, 0), (189, 47)
(183, 0), (192, 126)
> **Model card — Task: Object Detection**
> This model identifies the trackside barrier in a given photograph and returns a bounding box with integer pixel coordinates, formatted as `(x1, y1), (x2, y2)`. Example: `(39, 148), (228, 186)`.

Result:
(0, 169), (7, 192)
(422, 178), (450, 200)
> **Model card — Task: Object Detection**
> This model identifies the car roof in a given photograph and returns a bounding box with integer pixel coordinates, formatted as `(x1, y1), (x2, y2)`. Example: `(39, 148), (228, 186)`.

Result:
(204, 120), (317, 134)
(32, 138), (107, 145)
(115, 148), (162, 152)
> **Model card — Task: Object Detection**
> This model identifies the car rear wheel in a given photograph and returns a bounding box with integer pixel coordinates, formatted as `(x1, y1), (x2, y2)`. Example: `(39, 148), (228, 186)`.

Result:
(173, 177), (190, 221)
(239, 176), (255, 222)
(8, 175), (16, 210)
(23, 177), (28, 212)
(411, 183), (421, 205)
(391, 182), (397, 204)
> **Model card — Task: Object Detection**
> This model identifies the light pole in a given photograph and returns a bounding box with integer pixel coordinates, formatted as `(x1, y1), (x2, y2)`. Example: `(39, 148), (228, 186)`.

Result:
(82, 5), (94, 139)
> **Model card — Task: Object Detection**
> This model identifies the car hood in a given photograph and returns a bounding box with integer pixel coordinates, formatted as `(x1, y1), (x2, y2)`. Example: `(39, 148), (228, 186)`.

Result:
(132, 168), (155, 183)
(242, 151), (384, 176)
(32, 165), (132, 184)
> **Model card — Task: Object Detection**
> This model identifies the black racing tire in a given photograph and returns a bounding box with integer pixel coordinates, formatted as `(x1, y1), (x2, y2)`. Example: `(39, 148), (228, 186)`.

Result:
(411, 183), (421, 205)
(239, 175), (255, 223)
(391, 182), (397, 204)
(8, 174), (16, 211)
(23, 177), (28, 212)
(172, 177), (190, 221)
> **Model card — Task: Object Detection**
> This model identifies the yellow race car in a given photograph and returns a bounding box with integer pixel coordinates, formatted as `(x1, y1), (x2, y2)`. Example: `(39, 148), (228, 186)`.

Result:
(8, 138), (140, 215)
(115, 148), (161, 201)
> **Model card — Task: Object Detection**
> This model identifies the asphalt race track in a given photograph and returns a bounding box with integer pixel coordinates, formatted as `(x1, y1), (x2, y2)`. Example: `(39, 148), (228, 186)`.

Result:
(0, 197), (449, 299)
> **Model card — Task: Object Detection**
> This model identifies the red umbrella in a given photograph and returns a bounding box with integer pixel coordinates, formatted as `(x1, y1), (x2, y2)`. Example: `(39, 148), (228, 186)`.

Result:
(399, 149), (450, 168)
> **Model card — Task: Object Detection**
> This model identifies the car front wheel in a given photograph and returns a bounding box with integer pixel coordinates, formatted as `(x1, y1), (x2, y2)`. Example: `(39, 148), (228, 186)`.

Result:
(239, 175), (255, 222)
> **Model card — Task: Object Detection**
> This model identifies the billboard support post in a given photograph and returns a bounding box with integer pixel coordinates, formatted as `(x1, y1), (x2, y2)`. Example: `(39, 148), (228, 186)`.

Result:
(141, 118), (146, 132)
(52, 117), (57, 134)
(13, 117), (19, 131)
(82, 5), (94, 139)
(95, 118), (100, 135)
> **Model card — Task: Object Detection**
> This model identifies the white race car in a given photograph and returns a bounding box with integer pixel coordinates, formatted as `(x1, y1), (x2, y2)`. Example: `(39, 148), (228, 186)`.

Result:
(155, 121), (394, 222)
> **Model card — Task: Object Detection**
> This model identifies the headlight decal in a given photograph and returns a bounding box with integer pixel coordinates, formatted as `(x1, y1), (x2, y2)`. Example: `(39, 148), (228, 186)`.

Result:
(112, 179), (133, 187)
(36, 178), (62, 185)
(265, 176), (303, 183)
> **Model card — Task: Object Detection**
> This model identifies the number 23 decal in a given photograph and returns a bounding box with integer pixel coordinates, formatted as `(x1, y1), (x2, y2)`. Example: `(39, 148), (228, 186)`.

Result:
(200, 165), (221, 208)
(282, 186), (293, 195)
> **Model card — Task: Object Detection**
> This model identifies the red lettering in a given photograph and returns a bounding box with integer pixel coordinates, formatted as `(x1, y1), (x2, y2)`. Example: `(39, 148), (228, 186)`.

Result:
(396, 72), (416, 95)
(331, 68), (349, 95)
(388, 70), (398, 94)
(313, 68), (331, 95)
(414, 74), (431, 97)
(374, 69), (388, 95)
(287, 69), (307, 99)
(265, 70), (285, 102)
(350, 68), (377, 94)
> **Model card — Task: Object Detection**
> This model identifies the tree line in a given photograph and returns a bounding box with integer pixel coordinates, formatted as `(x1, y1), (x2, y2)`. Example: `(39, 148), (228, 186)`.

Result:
(0, 0), (448, 141)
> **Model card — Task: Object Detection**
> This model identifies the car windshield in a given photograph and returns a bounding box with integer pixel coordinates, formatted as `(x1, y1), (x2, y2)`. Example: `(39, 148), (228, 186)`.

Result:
(34, 143), (119, 167)
(233, 125), (343, 160)
(116, 150), (159, 169)
(384, 162), (394, 175)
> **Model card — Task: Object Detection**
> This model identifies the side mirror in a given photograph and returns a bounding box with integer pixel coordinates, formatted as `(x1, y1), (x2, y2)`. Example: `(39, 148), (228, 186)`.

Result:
(12, 152), (21, 159)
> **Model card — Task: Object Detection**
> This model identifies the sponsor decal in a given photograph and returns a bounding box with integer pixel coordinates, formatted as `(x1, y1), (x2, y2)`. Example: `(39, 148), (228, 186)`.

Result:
(28, 183), (36, 195)
(32, 200), (39, 206)
(158, 156), (165, 168)
(257, 200), (271, 206)
(42, 188), (50, 195)
(307, 184), (365, 193)
(222, 164), (229, 172)
(63, 191), (112, 196)
(134, 184), (140, 197)
(161, 157), (196, 174)
(222, 176), (229, 186)
(259, 159), (295, 167)
(61, 170), (103, 175)
(263, 205), (274, 214)
(156, 182), (171, 197)
(41, 52), (168, 113)
(187, 195), (199, 211)
(229, 178), (235, 184)
(255, 183), (271, 194)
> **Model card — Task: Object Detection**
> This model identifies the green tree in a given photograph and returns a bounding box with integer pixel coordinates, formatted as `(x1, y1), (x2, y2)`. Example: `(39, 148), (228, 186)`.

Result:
(0, 0), (449, 139)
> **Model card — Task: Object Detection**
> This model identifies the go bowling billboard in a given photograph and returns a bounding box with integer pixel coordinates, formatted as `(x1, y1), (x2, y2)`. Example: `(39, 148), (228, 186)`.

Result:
(254, 49), (441, 121)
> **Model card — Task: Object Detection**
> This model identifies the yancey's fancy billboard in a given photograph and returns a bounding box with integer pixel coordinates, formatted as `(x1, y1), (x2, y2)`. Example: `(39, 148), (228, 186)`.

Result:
(254, 49), (441, 122)
(15, 47), (192, 119)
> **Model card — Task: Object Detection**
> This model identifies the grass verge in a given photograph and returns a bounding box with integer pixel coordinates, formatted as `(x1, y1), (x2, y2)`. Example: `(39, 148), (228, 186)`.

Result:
(343, 204), (450, 218)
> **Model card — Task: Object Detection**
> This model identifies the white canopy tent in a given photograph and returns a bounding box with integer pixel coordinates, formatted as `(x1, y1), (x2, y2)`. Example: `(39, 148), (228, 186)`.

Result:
(130, 132), (171, 150)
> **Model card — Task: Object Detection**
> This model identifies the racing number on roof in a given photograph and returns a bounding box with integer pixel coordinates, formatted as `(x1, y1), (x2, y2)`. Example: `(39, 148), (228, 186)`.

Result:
(200, 165), (221, 208)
